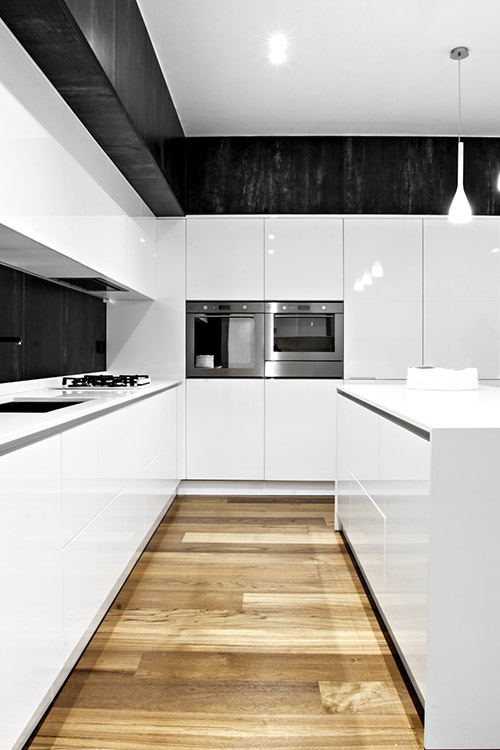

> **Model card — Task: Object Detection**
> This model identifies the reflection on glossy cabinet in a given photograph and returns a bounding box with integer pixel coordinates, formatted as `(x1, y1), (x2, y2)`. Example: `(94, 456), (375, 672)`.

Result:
(344, 219), (422, 379)
(0, 436), (64, 750)
(423, 219), (500, 378)
(264, 218), (343, 300)
(187, 218), (264, 300)
(186, 379), (264, 479)
(264, 379), (338, 481)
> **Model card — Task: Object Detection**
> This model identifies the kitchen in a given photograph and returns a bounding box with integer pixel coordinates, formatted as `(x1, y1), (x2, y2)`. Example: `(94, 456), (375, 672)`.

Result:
(1, 1), (500, 749)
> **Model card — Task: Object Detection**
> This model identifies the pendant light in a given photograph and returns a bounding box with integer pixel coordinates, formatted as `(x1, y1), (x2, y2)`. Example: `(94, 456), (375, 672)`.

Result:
(448, 46), (472, 224)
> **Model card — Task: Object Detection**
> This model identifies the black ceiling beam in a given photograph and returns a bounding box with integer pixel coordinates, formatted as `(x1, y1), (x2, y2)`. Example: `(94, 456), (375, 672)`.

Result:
(0, 0), (185, 216)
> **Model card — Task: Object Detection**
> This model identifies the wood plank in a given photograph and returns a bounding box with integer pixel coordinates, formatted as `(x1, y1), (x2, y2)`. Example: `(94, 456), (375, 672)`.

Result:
(181, 531), (338, 545)
(26, 495), (423, 749)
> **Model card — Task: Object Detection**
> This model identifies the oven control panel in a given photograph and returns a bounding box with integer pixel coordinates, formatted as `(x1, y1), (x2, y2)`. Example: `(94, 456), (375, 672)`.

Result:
(265, 301), (343, 314)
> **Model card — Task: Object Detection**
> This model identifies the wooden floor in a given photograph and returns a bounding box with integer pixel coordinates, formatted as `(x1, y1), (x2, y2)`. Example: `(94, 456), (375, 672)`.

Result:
(27, 496), (424, 749)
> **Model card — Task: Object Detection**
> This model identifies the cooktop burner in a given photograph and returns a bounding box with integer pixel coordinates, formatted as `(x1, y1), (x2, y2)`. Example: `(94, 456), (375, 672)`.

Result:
(61, 374), (151, 388)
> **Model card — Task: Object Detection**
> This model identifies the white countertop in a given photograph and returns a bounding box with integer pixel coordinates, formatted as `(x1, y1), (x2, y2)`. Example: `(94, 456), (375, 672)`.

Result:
(0, 380), (181, 454)
(338, 383), (500, 431)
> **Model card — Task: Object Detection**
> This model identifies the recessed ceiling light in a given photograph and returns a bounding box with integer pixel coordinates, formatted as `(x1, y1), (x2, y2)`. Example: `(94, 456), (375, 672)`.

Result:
(268, 33), (288, 65)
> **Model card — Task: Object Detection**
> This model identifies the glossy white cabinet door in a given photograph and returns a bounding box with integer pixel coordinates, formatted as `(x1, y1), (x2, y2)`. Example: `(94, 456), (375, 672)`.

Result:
(336, 394), (379, 484)
(187, 379), (265, 479)
(336, 393), (380, 533)
(0, 436), (64, 750)
(349, 482), (386, 599)
(62, 391), (179, 656)
(63, 488), (145, 658)
(264, 218), (343, 300)
(344, 219), (423, 379)
(187, 218), (264, 299)
(380, 417), (431, 699)
(423, 219), (500, 378)
(264, 379), (338, 480)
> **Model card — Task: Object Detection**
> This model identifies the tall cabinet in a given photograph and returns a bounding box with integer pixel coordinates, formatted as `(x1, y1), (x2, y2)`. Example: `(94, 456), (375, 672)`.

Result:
(423, 219), (500, 379)
(264, 218), (343, 300)
(185, 216), (343, 482)
(344, 219), (423, 379)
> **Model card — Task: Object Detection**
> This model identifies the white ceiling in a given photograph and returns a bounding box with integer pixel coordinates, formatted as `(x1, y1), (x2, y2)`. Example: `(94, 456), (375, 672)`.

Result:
(137, 0), (500, 137)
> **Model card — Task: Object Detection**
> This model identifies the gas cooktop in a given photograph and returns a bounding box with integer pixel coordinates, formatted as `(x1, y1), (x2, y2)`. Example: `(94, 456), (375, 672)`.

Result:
(60, 374), (151, 389)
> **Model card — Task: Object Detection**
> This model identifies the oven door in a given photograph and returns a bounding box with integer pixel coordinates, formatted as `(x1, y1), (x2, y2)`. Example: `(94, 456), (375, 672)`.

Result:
(187, 313), (264, 377)
(265, 312), (344, 362)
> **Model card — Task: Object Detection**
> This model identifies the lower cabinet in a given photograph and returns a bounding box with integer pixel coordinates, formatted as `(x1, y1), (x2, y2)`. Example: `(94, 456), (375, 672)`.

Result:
(186, 378), (339, 481)
(264, 379), (338, 480)
(0, 386), (179, 750)
(336, 392), (430, 700)
(186, 379), (265, 479)
(62, 388), (178, 659)
(0, 436), (64, 750)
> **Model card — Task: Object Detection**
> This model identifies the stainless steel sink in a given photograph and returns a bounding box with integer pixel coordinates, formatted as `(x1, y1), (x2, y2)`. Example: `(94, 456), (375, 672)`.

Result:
(0, 399), (93, 413)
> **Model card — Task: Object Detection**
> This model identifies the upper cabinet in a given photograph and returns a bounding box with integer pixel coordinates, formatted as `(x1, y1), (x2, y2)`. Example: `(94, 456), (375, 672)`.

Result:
(186, 218), (264, 300)
(423, 219), (500, 378)
(0, 24), (156, 300)
(344, 219), (423, 379)
(264, 218), (343, 300)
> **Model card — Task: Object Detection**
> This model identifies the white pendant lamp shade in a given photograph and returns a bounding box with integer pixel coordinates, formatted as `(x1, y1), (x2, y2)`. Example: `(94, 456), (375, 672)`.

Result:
(353, 277), (364, 292)
(449, 141), (472, 223)
(448, 46), (472, 224)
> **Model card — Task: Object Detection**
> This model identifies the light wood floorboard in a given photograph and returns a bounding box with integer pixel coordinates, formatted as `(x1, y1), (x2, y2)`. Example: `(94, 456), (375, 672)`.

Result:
(26, 495), (424, 749)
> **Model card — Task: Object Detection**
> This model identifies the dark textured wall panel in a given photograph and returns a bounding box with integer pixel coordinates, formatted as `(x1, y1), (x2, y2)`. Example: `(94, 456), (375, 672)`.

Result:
(0, 265), (24, 382)
(0, 265), (106, 384)
(186, 136), (500, 215)
(0, 0), (185, 216)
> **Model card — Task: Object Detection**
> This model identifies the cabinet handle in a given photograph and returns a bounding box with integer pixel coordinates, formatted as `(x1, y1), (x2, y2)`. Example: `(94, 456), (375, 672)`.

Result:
(0, 336), (22, 345)
(348, 376), (375, 380)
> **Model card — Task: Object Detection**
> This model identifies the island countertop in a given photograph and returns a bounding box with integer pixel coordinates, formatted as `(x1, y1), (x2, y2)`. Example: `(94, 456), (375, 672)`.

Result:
(337, 383), (500, 432)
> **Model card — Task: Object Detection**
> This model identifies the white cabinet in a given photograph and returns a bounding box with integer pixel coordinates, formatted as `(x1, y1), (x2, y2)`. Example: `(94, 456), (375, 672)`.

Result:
(381, 417), (430, 696)
(336, 389), (431, 701)
(63, 488), (145, 658)
(186, 379), (264, 479)
(0, 436), (64, 750)
(344, 219), (422, 379)
(264, 218), (343, 300)
(62, 389), (178, 658)
(423, 219), (500, 378)
(0, 22), (156, 300)
(264, 379), (338, 480)
(187, 218), (264, 299)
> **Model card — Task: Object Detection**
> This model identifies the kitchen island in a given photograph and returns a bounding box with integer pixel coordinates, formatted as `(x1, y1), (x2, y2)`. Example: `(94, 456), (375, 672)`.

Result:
(336, 384), (500, 750)
(0, 379), (182, 750)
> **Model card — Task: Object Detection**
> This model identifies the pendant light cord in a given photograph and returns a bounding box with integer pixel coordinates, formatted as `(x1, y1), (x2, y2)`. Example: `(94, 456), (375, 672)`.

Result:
(458, 56), (462, 142)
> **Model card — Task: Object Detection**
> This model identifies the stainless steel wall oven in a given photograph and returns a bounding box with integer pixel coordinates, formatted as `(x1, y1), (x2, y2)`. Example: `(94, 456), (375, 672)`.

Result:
(265, 301), (343, 378)
(186, 301), (265, 377)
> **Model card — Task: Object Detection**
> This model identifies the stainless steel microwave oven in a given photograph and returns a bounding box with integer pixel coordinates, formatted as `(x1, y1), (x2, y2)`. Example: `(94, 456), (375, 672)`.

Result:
(264, 301), (343, 378)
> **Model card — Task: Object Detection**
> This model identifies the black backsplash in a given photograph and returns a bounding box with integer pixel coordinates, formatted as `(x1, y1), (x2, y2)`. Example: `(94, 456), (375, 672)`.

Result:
(0, 264), (106, 384)
(186, 136), (500, 215)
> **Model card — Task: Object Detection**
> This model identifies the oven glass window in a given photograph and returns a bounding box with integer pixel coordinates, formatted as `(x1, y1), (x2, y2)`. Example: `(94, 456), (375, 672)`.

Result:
(194, 315), (256, 369)
(273, 315), (335, 353)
